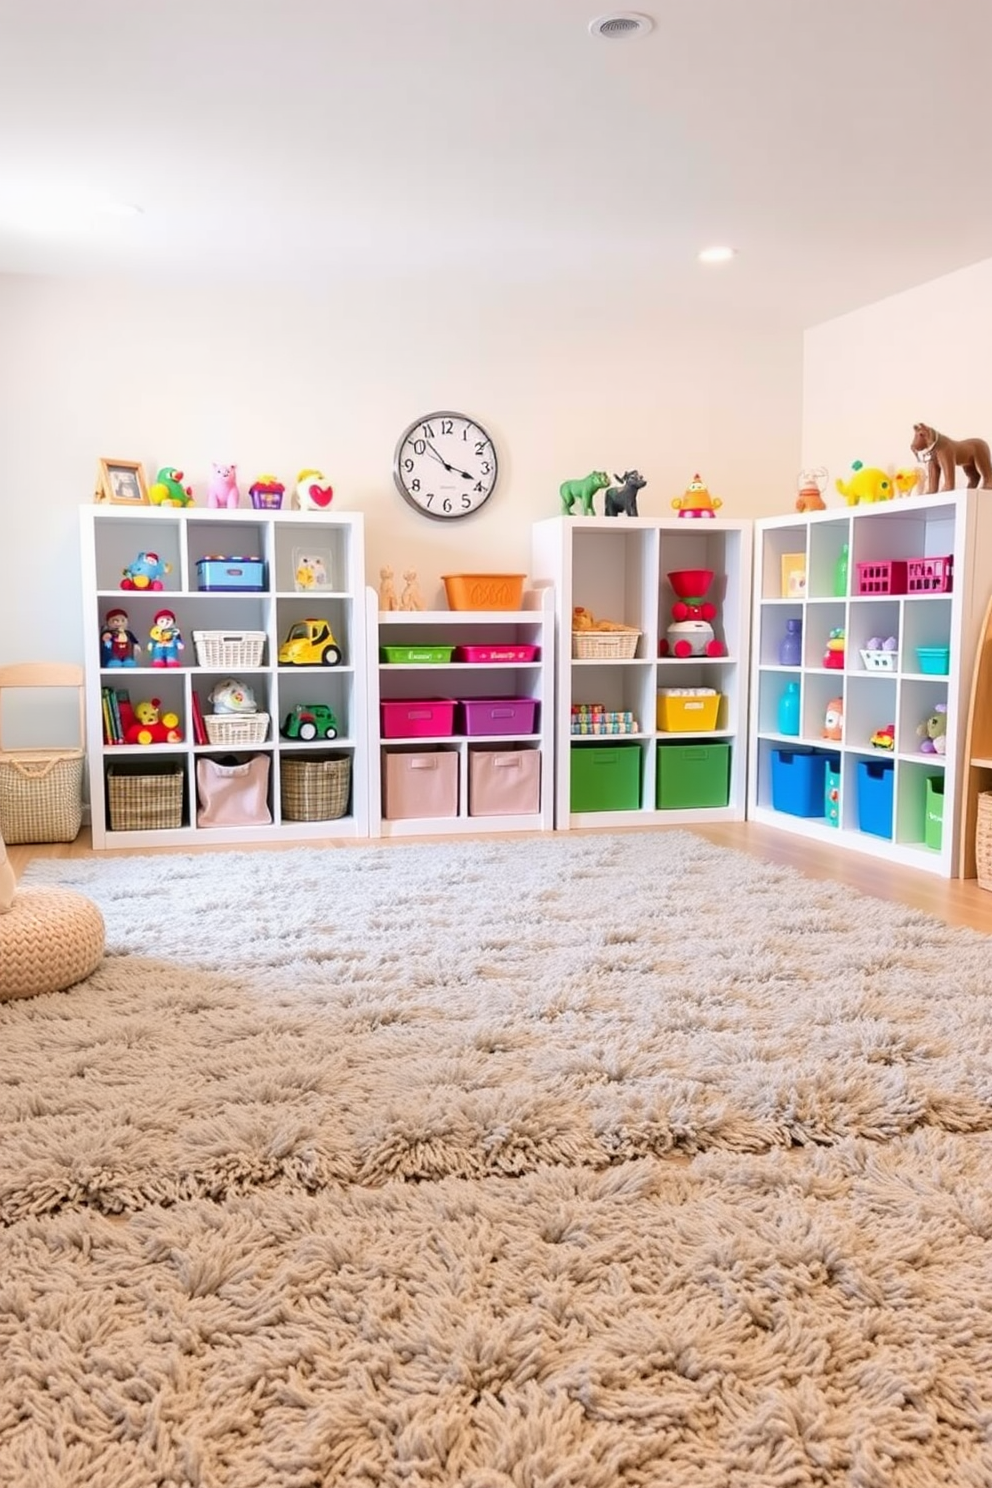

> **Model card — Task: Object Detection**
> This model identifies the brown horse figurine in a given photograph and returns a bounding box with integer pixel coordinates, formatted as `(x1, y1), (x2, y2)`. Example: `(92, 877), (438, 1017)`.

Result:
(911, 422), (992, 493)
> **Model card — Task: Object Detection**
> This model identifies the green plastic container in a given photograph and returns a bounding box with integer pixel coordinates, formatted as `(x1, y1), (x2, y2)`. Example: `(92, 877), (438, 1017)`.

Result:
(657, 743), (730, 809)
(570, 743), (641, 813)
(379, 645), (455, 664)
(925, 775), (944, 851)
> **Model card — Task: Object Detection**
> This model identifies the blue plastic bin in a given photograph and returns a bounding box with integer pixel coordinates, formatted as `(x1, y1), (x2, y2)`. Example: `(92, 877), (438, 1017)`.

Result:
(857, 758), (894, 838)
(770, 748), (828, 818)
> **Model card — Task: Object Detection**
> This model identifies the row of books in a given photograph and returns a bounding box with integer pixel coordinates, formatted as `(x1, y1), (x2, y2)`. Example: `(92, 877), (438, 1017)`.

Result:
(100, 687), (210, 745)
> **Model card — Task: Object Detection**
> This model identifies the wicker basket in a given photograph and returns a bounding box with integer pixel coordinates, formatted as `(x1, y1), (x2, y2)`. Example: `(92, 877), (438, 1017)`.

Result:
(0, 752), (84, 845)
(107, 761), (184, 832)
(203, 712), (270, 746)
(976, 792), (992, 891)
(192, 631), (266, 669)
(280, 754), (351, 821)
(572, 629), (641, 661)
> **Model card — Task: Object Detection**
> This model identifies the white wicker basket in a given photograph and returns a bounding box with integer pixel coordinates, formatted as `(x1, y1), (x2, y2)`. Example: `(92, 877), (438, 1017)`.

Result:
(193, 631), (266, 669)
(572, 629), (641, 661)
(203, 712), (270, 746)
(859, 648), (899, 671)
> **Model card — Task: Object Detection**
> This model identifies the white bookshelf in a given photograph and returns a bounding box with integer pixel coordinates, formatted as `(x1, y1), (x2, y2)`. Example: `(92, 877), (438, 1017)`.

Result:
(80, 505), (369, 848)
(367, 586), (555, 837)
(531, 516), (752, 829)
(749, 492), (992, 877)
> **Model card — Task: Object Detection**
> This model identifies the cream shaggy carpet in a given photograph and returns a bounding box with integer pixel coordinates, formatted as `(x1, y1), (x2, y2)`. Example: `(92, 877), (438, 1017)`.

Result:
(3, 830), (992, 1486)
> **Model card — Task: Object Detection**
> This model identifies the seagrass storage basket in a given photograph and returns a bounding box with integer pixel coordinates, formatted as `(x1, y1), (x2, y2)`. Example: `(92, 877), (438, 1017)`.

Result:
(280, 754), (351, 822)
(204, 712), (270, 746)
(192, 631), (266, 669)
(976, 792), (992, 891)
(572, 628), (641, 661)
(106, 760), (185, 832)
(0, 663), (85, 844)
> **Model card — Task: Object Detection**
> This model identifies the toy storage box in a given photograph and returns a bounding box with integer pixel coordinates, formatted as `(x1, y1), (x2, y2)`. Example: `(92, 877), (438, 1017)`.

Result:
(383, 749), (458, 819)
(925, 775), (944, 851)
(771, 748), (828, 818)
(380, 699), (456, 739)
(857, 758), (894, 838)
(468, 748), (540, 816)
(656, 743), (730, 809)
(656, 691), (722, 732)
(196, 557), (267, 592)
(570, 743), (640, 813)
(458, 698), (538, 735)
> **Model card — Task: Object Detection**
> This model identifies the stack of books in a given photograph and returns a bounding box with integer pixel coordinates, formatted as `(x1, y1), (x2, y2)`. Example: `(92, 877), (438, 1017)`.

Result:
(570, 703), (639, 735)
(100, 687), (136, 744)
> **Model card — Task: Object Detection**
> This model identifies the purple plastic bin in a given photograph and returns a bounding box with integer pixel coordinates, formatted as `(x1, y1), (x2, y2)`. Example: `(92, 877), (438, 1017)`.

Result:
(458, 697), (539, 736)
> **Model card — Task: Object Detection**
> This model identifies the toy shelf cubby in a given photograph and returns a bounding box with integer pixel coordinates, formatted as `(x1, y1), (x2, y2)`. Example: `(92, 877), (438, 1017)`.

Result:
(80, 505), (369, 847)
(749, 492), (992, 877)
(367, 585), (555, 837)
(530, 516), (752, 829)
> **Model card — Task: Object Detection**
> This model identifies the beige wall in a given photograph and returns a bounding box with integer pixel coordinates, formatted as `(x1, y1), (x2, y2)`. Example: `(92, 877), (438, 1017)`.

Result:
(803, 255), (992, 486)
(0, 271), (801, 675)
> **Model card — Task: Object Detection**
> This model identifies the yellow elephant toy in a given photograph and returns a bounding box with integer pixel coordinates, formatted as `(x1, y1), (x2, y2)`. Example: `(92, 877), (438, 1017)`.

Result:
(835, 461), (895, 505)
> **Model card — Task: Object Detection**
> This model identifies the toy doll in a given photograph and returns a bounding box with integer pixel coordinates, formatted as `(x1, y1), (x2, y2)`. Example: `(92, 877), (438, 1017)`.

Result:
(100, 607), (141, 667)
(148, 608), (185, 667)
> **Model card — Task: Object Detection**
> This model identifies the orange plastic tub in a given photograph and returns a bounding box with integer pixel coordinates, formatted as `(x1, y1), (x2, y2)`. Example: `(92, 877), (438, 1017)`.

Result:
(442, 574), (526, 610)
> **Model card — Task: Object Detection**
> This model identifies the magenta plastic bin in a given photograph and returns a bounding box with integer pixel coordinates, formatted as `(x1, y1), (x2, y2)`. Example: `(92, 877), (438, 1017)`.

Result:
(452, 644), (540, 664)
(457, 697), (539, 736)
(380, 698), (456, 739)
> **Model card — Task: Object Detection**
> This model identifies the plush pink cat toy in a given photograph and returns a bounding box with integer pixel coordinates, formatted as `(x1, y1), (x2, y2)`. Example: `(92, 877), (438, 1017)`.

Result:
(207, 463), (240, 509)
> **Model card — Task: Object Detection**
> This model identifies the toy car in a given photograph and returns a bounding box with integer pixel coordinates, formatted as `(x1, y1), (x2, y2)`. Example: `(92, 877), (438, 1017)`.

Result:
(870, 724), (895, 751)
(278, 618), (342, 666)
(281, 703), (339, 741)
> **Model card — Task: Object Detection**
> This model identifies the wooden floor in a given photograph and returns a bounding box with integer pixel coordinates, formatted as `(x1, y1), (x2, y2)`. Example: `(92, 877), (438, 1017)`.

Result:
(9, 821), (992, 934)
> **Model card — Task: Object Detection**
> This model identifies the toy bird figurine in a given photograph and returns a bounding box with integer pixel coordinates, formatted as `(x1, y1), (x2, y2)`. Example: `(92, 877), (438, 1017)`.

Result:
(148, 466), (195, 506)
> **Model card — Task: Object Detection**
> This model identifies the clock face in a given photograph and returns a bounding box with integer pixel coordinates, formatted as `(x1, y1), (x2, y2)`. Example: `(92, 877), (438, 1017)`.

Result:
(393, 411), (498, 521)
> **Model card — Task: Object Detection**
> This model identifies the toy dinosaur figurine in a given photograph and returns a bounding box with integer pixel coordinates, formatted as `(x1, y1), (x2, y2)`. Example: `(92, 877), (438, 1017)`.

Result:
(148, 466), (195, 506)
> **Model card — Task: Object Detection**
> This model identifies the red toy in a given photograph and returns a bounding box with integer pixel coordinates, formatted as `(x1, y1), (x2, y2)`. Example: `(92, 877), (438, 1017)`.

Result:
(124, 698), (183, 745)
(658, 569), (726, 657)
(823, 628), (845, 669)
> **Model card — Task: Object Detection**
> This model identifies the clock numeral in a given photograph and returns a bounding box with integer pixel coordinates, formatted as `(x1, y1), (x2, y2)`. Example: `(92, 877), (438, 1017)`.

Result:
(480, 461), (492, 475)
(424, 493), (436, 507)
(421, 422), (435, 440)
(403, 458), (414, 473)
(411, 478), (420, 492)
(461, 493), (472, 509)
(413, 439), (427, 455)
(440, 419), (453, 436)
(474, 441), (487, 456)
(473, 481), (483, 493)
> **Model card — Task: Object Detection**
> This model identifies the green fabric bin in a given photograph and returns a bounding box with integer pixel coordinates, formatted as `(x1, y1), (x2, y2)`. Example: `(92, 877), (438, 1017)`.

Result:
(570, 744), (641, 812)
(657, 743), (730, 809)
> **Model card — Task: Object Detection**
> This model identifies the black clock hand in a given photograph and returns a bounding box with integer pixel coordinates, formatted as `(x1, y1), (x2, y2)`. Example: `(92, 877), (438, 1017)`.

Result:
(425, 439), (474, 481)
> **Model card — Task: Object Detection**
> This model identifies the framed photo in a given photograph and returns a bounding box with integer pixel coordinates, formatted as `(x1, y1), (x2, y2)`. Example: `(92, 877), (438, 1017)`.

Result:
(293, 546), (333, 592)
(95, 458), (149, 506)
(780, 553), (807, 599)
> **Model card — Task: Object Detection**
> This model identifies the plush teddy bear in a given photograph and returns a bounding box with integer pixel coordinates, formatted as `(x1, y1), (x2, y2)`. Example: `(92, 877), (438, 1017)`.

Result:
(918, 703), (948, 755)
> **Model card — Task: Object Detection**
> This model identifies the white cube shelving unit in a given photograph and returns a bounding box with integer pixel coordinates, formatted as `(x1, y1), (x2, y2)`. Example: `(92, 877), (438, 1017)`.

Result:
(749, 492), (992, 877)
(531, 516), (752, 830)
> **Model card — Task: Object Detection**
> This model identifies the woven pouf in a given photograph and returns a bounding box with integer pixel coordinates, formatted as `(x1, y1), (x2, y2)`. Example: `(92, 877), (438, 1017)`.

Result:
(0, 886), (105, 1001)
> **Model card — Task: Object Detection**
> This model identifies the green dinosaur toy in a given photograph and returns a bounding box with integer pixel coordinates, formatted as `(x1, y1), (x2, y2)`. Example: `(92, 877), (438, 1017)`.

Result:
(148, 466), (194, 507)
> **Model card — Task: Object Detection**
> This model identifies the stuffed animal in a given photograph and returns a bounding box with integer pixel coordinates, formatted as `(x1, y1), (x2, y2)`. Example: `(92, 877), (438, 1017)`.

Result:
(835, 462), (894, 505)
(911, 423), (992, 493)
(148, 466), (194, 507)
(124, 699), (183, 745)
(209, 678), (258, 714)
(207, 463), (241, 510)
(121, 552), (171, 590)
(918, 703), (948, 755)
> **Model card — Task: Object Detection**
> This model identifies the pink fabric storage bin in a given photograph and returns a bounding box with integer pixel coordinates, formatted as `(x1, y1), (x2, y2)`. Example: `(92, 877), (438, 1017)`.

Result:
(468, 748), (540, 817)
(383, 749), (458, 819)
(457, 697), (539, 736)
(380, 698), (456, 739)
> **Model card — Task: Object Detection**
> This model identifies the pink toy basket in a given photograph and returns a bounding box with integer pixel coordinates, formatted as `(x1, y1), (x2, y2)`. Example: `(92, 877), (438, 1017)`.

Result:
(855, 560), (908, 596)
(906, 555), (953, 593)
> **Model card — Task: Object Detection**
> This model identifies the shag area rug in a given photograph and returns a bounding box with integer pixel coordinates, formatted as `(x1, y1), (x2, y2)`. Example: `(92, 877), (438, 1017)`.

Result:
(3, 830), (992, 1486)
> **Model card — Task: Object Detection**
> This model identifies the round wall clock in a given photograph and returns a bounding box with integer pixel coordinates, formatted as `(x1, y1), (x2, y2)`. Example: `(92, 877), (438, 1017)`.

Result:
(392, 411), (498, 521)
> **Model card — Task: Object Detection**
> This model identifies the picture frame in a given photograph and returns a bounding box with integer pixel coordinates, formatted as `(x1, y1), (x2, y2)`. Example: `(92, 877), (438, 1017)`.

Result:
(293, 546), (333, 593)
(95, 458), (149, 506)
(780, 553), (807, 599)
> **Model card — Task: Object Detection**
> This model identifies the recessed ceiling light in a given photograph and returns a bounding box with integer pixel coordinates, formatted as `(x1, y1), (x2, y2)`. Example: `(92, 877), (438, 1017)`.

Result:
(698, 246), (738, 264)
(588, 13), (654, 40)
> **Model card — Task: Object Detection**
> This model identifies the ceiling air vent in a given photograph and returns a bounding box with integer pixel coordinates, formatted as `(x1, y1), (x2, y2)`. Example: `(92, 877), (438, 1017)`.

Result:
(588, 12), (654, 40)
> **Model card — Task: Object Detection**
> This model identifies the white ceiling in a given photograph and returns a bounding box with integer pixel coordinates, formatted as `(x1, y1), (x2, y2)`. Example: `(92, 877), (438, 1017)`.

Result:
(2, 0), (991, 328)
